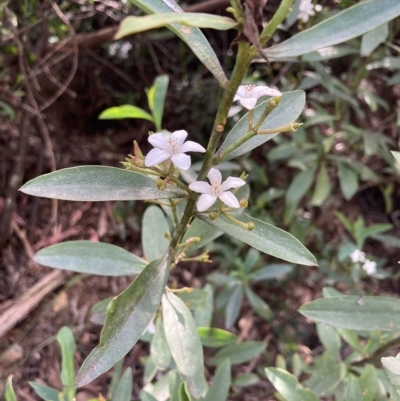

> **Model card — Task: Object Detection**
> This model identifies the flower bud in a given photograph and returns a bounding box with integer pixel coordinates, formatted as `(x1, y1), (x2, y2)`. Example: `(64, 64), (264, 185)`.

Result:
(156, 178), (166, 191)
(247, 222), (255, 231)
(239, 199), (248, 208)
(133, 140), (144, 159)
(240, 171), (249, 181)
(133, 156), (144, 167)
(209, 211), (218, 220)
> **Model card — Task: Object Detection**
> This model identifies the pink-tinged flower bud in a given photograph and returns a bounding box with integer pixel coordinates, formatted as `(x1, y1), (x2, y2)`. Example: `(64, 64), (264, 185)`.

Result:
(133, 140), (144, 159)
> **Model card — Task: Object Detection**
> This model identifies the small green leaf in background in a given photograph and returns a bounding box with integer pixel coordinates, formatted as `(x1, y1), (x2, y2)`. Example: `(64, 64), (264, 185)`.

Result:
(360, 23), (389, 56)
(358, 364), (379, 401)
(178, 382), (192, 401)
(162, 292), (207, 398)
(5, 375), (17, 401)
(57, 327), (76, 401)
(116, 13), (237, 39)
(244, 286), (273, 321)
(391, 151), (400, 164)
(112, 368), (133, 401)
(20, 166), (186, 201)
(34, 241), (146, 276)
(265, 367), (319, 401)
(147, 75), (169, 131)
(316, 323), (341, 356)
(205, 359), (231, 401)
(129, 0), (228, 87)
(209, 341), (266, 366)
(29, 382), (61, 401)
(225, 283), (243, 328)
(198, 327), (238, 348)
(300, 296), (400, 331)
(169, 370), (184, 401)
(76, 253), (170, 386)
(265, 0), (400, 58)
(150, 315), (172, 370)
(311, 163), (332, 206)
(232, 373), (259, 388)
(346, 376), (364, 401)
(199, 213), (317, 266)
(99, 105), (153, 121)
(249, 263), (293, 282)
(382, 355), (400, 397)
(142, 206), (170, 261)
(338, 163), (358, 200)
(194, 284), (214, 327)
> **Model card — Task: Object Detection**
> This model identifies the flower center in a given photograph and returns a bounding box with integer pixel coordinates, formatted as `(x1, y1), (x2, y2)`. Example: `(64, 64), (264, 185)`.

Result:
(211, 181), (221, 195)
(244, 85), (255, 91)
(167, 138), (179, 154)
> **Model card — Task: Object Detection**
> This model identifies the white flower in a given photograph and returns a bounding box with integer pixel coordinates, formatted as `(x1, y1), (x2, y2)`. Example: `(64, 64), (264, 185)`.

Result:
(145, 130), (206, 171)
(189, 168), (245, 212)
(234, 85), (282, 109)
(362, 259), (377, 275)
(350, 249), (366, 264)
(298, 0), (315, 22)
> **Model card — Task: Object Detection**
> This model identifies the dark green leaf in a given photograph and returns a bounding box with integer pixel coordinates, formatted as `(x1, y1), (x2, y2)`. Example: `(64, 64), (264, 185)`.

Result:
(300, 296), (400, 331)
(245, 287), (272, 321)
(338, 163), (358, 200)
(20, 166), (186, 201)
(34, 241), (146, 276)
(76, 253), (170, 386)
(225, 283), (243, 328)
(311, 163), (332, 206)
(198, 213), (317, 266)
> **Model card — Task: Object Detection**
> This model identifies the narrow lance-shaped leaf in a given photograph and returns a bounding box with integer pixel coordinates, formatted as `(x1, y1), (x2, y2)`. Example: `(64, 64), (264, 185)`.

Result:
(34, 241), (147, 276)
(57, 327), (76, 401)
(204, 359), (231, 401)
(198, 213), (317, 266)
(129, 0), (229, 87)
(116, 13), (237, 39)
(300, 296), (400, 331)
(216, 91), (305, 162)
(148, 75), (169, 131)
(76, 253), (170, 386)
(5, 376), (17, 401)
(265, 0), (400, 59)
(20, 166), (186, 201)
(112, 368), (133, 401)
(29, 382), (61, 401)
(162, 292), (207, 398)
(99, 105), (154, 121)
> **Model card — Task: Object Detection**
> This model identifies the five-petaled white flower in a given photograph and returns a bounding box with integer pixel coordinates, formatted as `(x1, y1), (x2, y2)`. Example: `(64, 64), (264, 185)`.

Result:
(189, 168), (245, 212)
(145, 130), (205, 171)
(362, 259), (377, 275)
(298, 0), (315, 22)
(350, 249), (366, 264)
(234, 85), (282, 110)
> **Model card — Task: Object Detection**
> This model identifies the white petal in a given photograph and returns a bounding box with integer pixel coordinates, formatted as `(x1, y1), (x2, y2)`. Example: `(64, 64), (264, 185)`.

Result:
(238, 97), (257, 109)
(171, 153), (191, 170)
(220, 177), (246, 191)
(180, 141), (206, 153)
(207, 168), (222, 185)
(171, 130), (188, 147)
(219, 191), (240, 208)
(189, 181), (214, 194)
(197, 194), (217, 212)
(235, 86), (247, 99)
(148, 133), (169, 150)
(254, 86), (282, 98)
(145, 148), (171, 166)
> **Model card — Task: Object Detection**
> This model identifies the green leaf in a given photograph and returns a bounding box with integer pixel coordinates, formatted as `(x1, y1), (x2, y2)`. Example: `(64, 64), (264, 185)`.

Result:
(300, 296), (400, 331)
(57, 327), (76, 401)
(232, 373), (259, 387)
(249, 263), (293, 282)
(99, 105), (153, 121)
(205, 359), (231, 401)
(129, 0), (228, 87)
(169, 370), (184, 401)
(265, 367), (319, 401)
(245, 286), (273, 321)
(34, 241), (146, 276)
(148, 75), (169, 131)
(209, 341), (266, 366)
(29, 382), (61, 401)
(162, 292), (207, 398)
(367, 57), (400, 70)
(301, 46), (358, 62)
(150, 315), (172, 370)
(311, 163), (332, 206)
(358, 365), (378, 401)
(178, 382), (192, 401)
(5, 376), (17, 401)
(182, 218), (223, 252)
(76, 253), (170, 386)
(198, 327), (238, 348)
(382, 356), (400, 397)
(361, 23), (389, 56)
(338, 163), (358, 200)
(265, 0), (400, 58)
(391, 151), (400, 163)
(112, 368), (133, 401)
(216, 91), (305, 162)
(194, 284), (214, 327)
(347, 376), (364, 401)
(225, 283), (243, 328)
(116, 13), (237, 39)
(316, 323), (341, 356)
(20, 166), (186, 201)
(142, 206), (170, 261)
(198, 213), (317, 266)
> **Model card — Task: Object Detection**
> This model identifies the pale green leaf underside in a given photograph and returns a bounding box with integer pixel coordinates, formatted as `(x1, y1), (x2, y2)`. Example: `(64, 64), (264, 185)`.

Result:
(382, 356), (400, 397)
(129, 0), (228, 87)
(116, 13), (237, 39)
(265, 0), (400, 59)
(216, 91), (305, 162)
(99, 105), (153, 121)
(76, 253), (170, 386)
(198, 213), (317, 266)
(34, 241), (146, 276)
(300, 296), (400, 331)
(20, 166), (185, 201)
